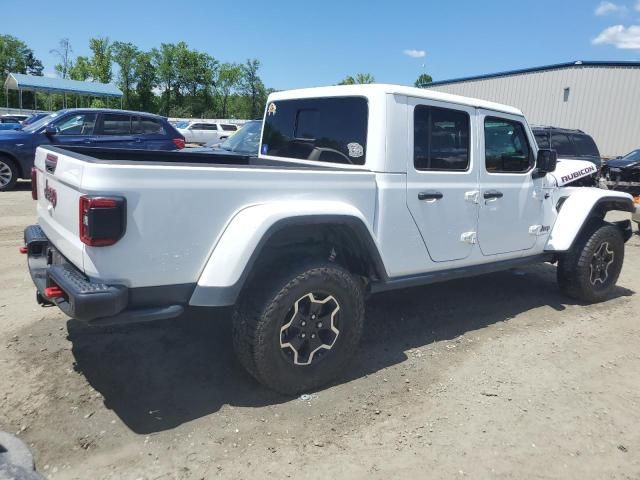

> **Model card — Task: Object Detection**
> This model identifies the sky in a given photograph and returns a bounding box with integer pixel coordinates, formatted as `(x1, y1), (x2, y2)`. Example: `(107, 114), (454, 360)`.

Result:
(2, 0), (640, 90)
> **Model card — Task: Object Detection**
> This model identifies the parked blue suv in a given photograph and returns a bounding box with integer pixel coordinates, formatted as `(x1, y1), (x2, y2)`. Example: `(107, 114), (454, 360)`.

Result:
(0, 108), (185, 191)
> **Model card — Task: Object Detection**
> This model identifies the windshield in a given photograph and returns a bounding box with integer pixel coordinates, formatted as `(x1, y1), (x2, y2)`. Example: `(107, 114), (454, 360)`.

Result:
(621, 149), (640, 163)
(22, 111), (63, 133)
(218, 121), (261, 154)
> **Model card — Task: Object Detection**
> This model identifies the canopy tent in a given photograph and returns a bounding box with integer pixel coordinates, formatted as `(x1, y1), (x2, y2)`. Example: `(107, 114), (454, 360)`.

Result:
(4, 73), (123, 110)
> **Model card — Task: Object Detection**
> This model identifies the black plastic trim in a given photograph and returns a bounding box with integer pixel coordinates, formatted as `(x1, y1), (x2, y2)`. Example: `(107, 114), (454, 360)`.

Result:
(370, 254), (554, 293)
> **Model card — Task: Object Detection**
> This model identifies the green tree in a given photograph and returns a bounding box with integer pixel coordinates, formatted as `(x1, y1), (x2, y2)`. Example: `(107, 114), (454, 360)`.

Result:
(414, 73), (433, 87)
(51, 38), (73, 79)
(152, 43), (179, 115)
(240, 59), (265, 119)
(217, 63), (242, 118)
(112, 41), (139, 108)
(338, 73), (375, 85)
(0, 34), (43, 107)
(69, 56), (92, 81)
(176, 48), (217, 116)
(88, 37), (112, 83)
(134, 51), (156, 112)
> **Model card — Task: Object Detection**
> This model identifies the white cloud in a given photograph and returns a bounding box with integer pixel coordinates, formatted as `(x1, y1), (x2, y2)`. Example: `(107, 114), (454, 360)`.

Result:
(403, 49), (426, 59)
(593, 24), (640, 48)
(43, 71), (58, 79)
(594, 1), (626, 15)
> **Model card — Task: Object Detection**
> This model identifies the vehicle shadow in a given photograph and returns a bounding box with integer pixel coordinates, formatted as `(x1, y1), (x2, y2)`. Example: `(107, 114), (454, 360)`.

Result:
(67, 263), (633, 434)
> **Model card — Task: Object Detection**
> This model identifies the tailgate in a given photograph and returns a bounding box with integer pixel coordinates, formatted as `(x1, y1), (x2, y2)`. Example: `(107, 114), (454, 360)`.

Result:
(34, 146), (86, 271)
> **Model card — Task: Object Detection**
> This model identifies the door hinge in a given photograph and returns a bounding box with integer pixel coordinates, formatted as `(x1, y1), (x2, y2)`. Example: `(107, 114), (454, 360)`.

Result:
(460, 231), (477, 244)
(464, 190), (480, 204)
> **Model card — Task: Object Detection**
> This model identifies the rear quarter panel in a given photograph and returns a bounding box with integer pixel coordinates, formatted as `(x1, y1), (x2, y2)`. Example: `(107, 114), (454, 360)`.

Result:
(79, 162), (378, 287)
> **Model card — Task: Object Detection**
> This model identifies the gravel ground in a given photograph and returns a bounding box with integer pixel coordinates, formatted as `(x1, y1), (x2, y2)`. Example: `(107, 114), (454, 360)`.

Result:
(1, 184), (639, 480)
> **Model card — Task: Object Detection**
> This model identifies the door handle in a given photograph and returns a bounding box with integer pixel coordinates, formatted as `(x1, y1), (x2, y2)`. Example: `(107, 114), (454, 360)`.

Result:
(418, 191), (443, 201)
(483, 190), (503, 200)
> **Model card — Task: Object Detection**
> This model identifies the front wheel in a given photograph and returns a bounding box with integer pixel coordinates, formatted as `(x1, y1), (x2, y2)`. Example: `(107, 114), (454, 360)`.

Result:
(557, 222), (624, 303)
(232, 262), (365, 395)
(0, 156), (18, 191)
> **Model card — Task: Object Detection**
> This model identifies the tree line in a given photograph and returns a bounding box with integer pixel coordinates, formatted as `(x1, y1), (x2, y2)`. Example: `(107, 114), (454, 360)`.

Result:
(1, 34), (271, 119)
(1, 33), (433, 119)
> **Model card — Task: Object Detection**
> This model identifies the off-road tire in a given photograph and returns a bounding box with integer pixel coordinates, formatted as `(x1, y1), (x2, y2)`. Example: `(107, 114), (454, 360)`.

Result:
(557, 222), (624, 303)
(0, 156), (18, 192)
(232, 262), (365, 395)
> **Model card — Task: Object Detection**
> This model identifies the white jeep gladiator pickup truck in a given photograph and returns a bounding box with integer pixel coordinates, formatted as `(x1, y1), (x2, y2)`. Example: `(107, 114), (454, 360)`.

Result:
(23, 84), (634, 394)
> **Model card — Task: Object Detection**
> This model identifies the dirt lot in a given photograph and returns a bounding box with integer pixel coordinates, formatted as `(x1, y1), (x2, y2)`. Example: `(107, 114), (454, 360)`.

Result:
(1, 184), (639, 480)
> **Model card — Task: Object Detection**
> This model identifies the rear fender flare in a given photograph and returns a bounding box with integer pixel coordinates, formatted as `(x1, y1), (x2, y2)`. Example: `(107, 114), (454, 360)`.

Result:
(189, 202), (385, 306)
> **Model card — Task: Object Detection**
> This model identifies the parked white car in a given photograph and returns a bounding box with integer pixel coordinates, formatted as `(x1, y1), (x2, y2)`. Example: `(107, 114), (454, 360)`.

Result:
(175, 121), (239, 145)
(24, 84), (634, 395)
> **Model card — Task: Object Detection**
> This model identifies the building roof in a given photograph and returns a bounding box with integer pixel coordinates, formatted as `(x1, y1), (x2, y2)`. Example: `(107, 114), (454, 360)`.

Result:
(423, 60), (640, 87)
(268, 83), (523, 116)
(4, 73), (122, 97)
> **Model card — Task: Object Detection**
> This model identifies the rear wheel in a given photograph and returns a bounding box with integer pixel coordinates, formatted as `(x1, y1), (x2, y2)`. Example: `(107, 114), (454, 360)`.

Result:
(232, 262), (365, 395)
(557, 222), (624, 303)
(0, 156), (18, 191)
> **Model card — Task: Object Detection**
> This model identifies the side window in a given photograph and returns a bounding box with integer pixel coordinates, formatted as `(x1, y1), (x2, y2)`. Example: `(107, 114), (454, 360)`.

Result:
(98, 114), (132, 135)
(220, 124), (237, 131)
(570, 134), (599, 157)
(261, 96), (368, 165)
(484, 117), (534, 173)
(133, 117), (165, 135)
(190, 123), (204, 130)
(534, 132), (550, 149)
(550, 133), (576, 156)
(53, 113), (97, 135)
(414, 105), (470, 170)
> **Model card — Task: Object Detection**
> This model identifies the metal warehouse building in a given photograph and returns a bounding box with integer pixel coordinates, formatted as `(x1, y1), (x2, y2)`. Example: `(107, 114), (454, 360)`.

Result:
(423, 61), (640, 158)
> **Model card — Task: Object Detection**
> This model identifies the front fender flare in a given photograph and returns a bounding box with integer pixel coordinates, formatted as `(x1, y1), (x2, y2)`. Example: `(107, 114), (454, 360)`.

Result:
(545, 189), (634, 252)
(189, 201), (383, 306)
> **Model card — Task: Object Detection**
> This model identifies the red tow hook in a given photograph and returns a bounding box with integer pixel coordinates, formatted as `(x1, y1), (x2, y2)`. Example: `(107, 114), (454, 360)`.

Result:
(44, 286), (64, 298)
(19, 246), (28, 254)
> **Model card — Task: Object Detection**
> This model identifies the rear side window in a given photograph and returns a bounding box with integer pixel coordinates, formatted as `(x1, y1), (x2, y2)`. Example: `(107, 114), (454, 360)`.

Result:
(533, 132), (550, 149)
(570, 134), (599, 157)
(99, 114), (132, 135)
(220, 124), (237, 131)
(261, 96), (368, 165)
(414, 105), (470, 171)
(550, 133), (576, 156)
(134, 117), (165, 135)
(484, 117), (533, 173)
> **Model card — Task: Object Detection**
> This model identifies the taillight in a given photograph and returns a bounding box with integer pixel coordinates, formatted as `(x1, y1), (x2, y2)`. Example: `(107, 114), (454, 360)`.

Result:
(79, 195), (126, 246)
(31, 168), (38, 200)
(173, 138), (185, 149)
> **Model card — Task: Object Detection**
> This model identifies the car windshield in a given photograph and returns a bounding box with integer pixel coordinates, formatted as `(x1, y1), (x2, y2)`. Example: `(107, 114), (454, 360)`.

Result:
(620, 149), (640, 163)
(218, 121), (261, 154)
(21, 111), (63, 132)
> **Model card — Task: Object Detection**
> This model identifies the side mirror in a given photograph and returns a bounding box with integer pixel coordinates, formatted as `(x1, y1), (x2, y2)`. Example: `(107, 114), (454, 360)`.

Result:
(44, 125), (59, 136)
(536, 148), (557, 173)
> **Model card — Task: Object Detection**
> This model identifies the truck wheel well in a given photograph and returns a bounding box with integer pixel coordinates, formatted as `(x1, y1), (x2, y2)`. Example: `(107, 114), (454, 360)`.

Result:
(247, 221), (386, 287)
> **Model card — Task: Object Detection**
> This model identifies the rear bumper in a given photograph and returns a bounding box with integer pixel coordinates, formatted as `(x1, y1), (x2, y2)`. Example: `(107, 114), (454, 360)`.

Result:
(24, 225), (185, 325)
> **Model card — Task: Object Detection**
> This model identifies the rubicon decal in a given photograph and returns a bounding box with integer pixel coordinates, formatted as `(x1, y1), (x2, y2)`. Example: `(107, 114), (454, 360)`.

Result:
(560, 165), (596, 184)
(44, 180), (57, 208)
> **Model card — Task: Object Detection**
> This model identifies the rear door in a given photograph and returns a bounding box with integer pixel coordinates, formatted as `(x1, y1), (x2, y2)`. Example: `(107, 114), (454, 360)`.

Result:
(93, 113), (136, 148)
(477, 111), (543, 255)
(133, 116), (172, 150)
(406, 98), (480, 262)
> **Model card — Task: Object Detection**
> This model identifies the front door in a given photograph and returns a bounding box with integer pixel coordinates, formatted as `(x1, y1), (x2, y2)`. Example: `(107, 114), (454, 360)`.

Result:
(477, 111), (543, 256)
(406, 99), (479, 262)
(49, 112), (97, 147)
